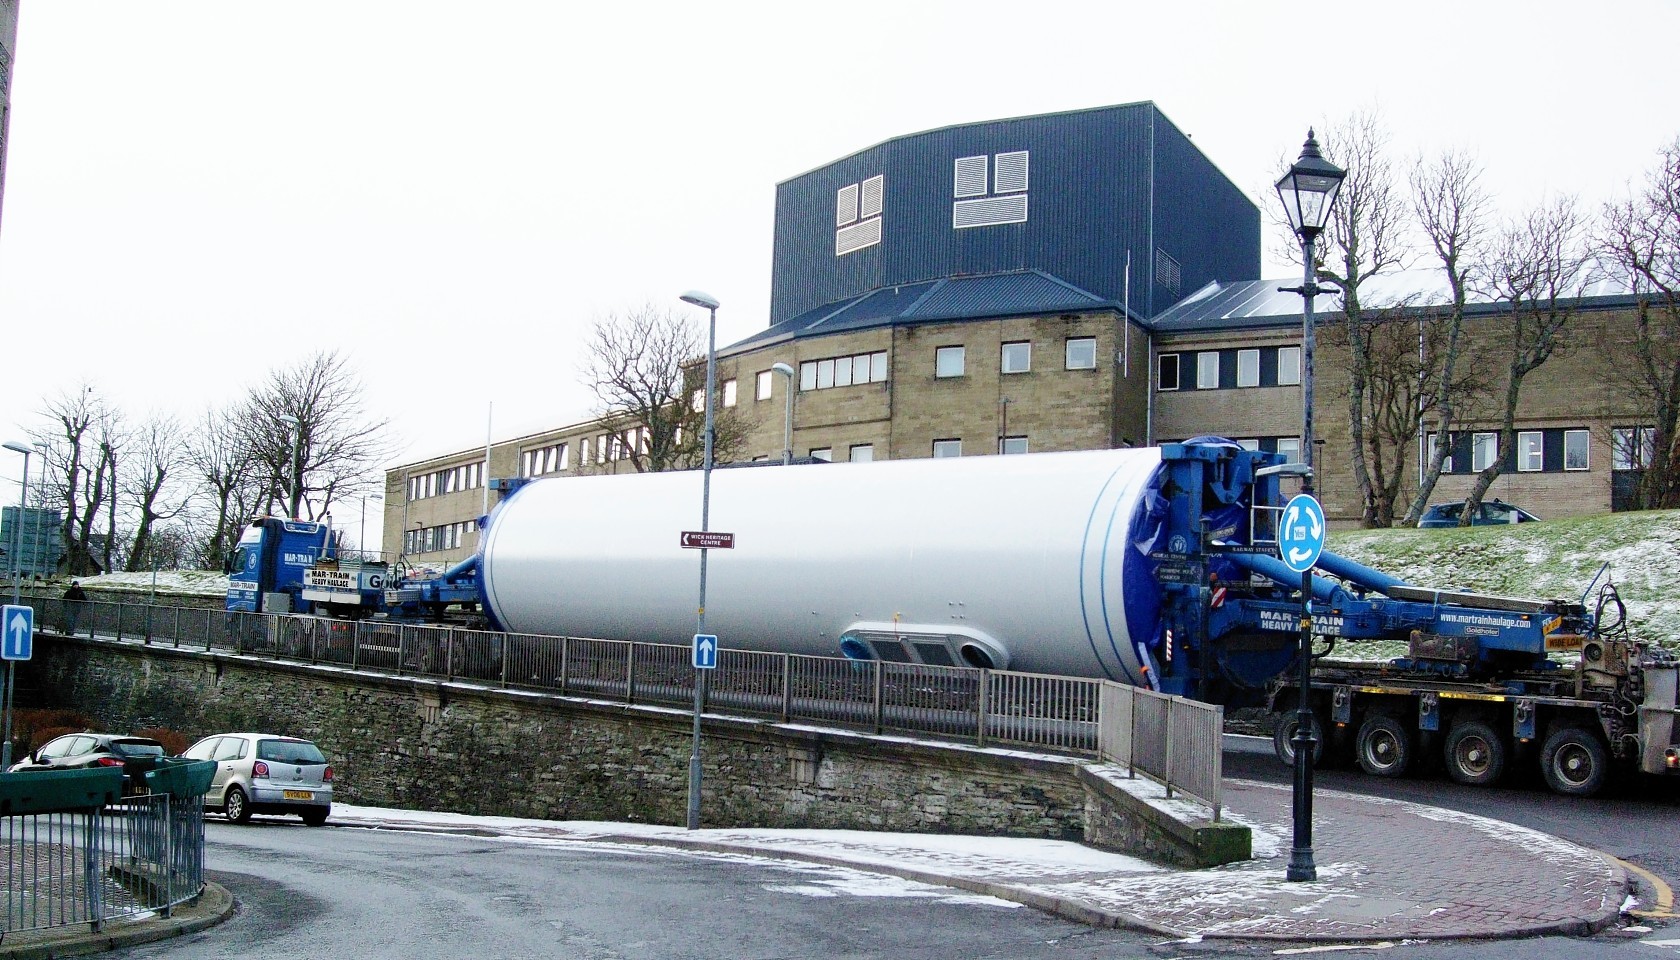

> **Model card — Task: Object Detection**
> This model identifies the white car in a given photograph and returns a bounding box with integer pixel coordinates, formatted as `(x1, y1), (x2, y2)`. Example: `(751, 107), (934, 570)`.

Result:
(181, 733), (334, 825)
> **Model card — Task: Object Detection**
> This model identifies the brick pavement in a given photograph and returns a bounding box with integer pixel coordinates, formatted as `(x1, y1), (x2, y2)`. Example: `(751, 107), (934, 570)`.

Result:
(1020, 778), (1626, 939)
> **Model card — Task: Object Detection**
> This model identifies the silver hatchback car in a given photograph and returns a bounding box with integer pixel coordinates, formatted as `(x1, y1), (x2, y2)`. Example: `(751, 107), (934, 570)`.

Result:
(181, 733), (334, 825)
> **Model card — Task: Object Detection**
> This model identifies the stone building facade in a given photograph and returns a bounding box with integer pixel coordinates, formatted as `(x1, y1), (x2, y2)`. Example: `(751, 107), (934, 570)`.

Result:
(386, 282), (1651, 565)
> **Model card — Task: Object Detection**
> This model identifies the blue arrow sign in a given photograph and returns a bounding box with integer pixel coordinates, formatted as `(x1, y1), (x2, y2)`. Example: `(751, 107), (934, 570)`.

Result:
(3, 605), (34, 661)
(692, 633), (718, 670)
(1278, 493), (1327, 575)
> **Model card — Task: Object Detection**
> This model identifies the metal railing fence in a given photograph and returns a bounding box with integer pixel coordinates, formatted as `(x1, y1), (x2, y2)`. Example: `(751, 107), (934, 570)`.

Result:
(16, 593), (1222, 817)
(1094, 682), (1224, 818)
(1, 790), (207, 935)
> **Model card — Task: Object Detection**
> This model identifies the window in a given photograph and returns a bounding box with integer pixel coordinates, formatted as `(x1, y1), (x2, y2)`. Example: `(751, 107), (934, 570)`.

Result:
(809, 447), (833, 462)
(1000, 436), (1028, 455)
(935, 346), (966, 378)
(1278, 346), (1301, 387)
(1517, 431), (1544, 472)
(1156, 249), (1182, 296)
(797, 351), (888, 393)
(1196, 352), (1219, 390)
(1001, 341), (1031, 374)
(1066, 337), (1096, 370)
(722, 379), (737, 407)
(1564, 429), (1589, 471)
(1237, 349), (1260, 388)
(756, 370), (773, 400)
(835, 174), (884, 256)
(1275, 438), (1301, 464)
(932, 439), (962, 458)
(691, 389), (704, 413)
(1425, 432), (1454, 473)
(952, 151), (1029, 228)
(1614, 426), (1656, 470)
(1235, 438), (1260, 451)
(1157, 353), (1180, 391)
(849, 444), (875, 463)
(579, 437), (590, 465)
(1472, 432), (1498, 472)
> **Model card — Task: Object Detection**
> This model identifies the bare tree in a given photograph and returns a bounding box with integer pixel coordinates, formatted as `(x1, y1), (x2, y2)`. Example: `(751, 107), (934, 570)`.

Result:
(1598, 136), (1680, 509)
(122, 413), (193, 571)
(1455, 198), (1592, 522)
(580, 305), (747, 472)
(1315, 111), (1414, 526)
(28, 386), (122, 576)
(185, 406), (261, 569)
(242, 351), (391, 520)
(1400, 150), (1493, 527)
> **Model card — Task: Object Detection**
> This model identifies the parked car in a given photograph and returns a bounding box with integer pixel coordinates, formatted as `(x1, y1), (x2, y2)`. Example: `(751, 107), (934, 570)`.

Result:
(180, 733), (333, 825)
(1418, 499), (1541, 528)
(6, 733), (168, 793)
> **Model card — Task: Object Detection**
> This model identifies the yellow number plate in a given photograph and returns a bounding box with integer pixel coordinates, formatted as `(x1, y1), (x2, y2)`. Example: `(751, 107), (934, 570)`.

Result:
(283, 790), (314, 801)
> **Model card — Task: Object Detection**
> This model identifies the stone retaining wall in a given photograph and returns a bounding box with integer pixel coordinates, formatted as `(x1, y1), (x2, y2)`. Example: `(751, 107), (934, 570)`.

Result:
(22, 634), (1247, 865)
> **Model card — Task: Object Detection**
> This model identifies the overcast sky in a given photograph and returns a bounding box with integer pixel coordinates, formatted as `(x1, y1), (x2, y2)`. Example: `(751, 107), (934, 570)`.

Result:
(0, 2), (1675, 540)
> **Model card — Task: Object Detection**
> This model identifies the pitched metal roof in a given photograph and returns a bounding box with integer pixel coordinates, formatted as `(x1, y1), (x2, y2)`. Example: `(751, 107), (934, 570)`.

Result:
(1149, 267), (1644, 334)
(720, 270), (1120, 357)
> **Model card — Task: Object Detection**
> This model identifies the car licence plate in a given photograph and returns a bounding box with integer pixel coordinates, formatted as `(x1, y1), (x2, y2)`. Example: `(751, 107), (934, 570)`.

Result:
(283, 790), (314, 801)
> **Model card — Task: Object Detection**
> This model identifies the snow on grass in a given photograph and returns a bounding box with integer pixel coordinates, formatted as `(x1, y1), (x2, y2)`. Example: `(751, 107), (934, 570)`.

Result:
(70, 570), (230, 595)
(1329, 510), (1680, 652)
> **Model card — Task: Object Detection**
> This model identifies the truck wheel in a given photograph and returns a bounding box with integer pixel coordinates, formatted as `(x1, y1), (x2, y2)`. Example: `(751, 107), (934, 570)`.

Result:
(1444, 719), (1506, 786)
(1356, 714), (1412, 778)
(1540, 726), (1609, 797)
(1272, 711), (1324, 767)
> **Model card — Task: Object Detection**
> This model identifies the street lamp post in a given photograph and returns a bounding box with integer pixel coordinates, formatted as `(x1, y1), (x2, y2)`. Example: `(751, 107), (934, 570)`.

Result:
(279, 415), (303, 519)
(1275, 128), (1346, 884)
(772, 362), (795, 466)
(3, 440), (35, 769)
(680, 289), (721, 830)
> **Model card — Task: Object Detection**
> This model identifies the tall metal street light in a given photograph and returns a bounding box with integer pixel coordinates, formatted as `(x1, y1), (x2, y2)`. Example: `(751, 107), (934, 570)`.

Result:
(1275, 128), (1346, 884)
(771, 362), (796, 466)
(278, 414), (303, 518)
(679, 289), (721, 830)
(3, 440), (34, 769)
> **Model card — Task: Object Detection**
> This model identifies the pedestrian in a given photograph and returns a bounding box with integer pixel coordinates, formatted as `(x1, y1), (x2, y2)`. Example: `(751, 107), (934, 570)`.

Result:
(63, 580), (89, 637)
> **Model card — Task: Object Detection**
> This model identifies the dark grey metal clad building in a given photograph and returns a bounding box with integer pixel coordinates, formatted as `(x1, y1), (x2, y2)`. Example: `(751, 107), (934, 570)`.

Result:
(769, 101), (1259, 326)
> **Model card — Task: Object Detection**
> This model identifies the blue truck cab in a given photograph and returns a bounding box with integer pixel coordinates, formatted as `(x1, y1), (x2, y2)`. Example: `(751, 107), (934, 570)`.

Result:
(226, 518), (336, 614)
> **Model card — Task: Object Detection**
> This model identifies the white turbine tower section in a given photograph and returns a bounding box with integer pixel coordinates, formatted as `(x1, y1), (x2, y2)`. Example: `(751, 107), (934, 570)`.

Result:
(478, 448), (1170, 685)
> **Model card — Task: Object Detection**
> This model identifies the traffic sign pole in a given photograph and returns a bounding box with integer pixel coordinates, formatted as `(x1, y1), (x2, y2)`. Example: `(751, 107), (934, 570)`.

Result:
(2, 604), (35, 771)
(1277, 491), (1325, 884)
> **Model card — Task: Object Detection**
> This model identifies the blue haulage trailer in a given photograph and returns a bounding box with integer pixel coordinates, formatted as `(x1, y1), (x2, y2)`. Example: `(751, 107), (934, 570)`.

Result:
(224, 440), (1680, 797)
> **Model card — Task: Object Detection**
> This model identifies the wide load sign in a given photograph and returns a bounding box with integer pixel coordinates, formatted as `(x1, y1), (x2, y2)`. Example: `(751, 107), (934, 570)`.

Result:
(301, 565), (387, 605)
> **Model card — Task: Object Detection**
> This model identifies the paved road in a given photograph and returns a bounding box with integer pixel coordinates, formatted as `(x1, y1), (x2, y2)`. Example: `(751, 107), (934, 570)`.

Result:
(100, 805), (1680, 960)
(101, 741), (1680, 960)
(117, 819), (1171, 960)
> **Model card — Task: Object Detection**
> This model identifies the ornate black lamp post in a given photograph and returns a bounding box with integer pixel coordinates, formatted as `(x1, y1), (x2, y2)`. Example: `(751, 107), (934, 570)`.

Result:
(1275, 129), (1345, 883)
